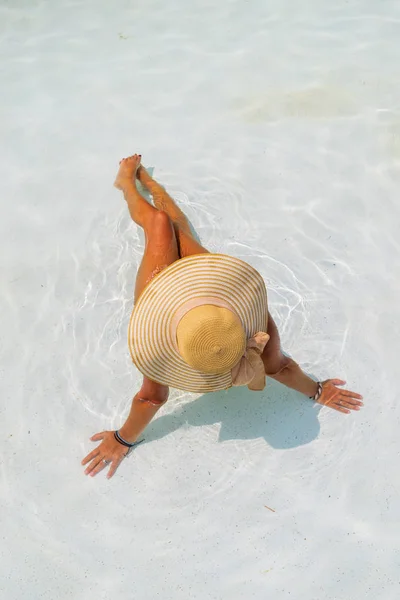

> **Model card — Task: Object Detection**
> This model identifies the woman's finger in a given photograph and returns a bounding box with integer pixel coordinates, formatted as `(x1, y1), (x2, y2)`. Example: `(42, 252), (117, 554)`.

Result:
(331, 404), (350, 414)
(85, 456), (103, 476)
(341, 389), (363, 400)
(90, 431), (106, 442)
(332, 398), (362, 412)
(81, 448), (100, 466)
(106, 456), (125, 480)
(340, 396), (363, 406)
(89, 459), (109, 478)
(340, 401), (361, 411)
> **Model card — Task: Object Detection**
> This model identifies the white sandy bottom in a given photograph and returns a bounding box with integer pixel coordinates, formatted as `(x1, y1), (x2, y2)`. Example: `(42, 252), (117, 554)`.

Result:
(1, 1), (400, 599)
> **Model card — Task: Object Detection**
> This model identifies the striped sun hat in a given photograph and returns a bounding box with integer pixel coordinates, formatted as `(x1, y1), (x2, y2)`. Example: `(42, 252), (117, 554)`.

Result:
(128, 254), (270, 393)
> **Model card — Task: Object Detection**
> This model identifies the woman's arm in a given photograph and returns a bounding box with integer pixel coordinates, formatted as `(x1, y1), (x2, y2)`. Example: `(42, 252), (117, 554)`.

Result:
(268, 357), (318, 397)
(118, 389), (168, 443)
(263, 313), (363, 413)
(269, 358), (363, 414)
(82, 378), (169, 479)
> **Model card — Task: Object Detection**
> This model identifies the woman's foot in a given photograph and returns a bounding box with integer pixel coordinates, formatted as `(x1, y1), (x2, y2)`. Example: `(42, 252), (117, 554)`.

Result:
(136, 164), (153, 188)
(114, 154), (141, 190)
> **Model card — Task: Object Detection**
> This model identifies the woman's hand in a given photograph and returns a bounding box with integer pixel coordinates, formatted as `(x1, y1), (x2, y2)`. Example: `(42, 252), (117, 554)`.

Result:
(81, 431), (129, 479)
(317, 379), (363, 414)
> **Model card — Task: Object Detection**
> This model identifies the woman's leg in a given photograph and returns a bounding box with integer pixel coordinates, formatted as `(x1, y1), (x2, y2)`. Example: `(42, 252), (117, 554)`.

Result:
(114, 155), (179, 301)
(136, 166), (209, 258)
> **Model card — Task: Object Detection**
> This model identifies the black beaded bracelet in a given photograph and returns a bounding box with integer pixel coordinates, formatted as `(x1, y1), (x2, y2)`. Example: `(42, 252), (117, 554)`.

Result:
(114, 430), (145, 449)
(310, 382), (323, 402)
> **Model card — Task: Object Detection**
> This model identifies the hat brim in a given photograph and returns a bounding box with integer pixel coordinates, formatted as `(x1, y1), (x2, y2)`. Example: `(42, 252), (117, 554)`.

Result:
(129, 254), (268, 393)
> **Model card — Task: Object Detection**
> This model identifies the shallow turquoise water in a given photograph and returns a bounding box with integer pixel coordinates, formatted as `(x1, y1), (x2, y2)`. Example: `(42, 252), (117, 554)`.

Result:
(1, 1), (400, 598)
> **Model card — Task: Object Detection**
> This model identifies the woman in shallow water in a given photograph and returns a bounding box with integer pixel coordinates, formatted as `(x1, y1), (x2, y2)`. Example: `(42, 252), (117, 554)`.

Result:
(82, 154), (363, 479)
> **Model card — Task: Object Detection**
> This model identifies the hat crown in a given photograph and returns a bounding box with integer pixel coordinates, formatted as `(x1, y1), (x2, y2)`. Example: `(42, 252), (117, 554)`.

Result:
(176, 305), (246, 375)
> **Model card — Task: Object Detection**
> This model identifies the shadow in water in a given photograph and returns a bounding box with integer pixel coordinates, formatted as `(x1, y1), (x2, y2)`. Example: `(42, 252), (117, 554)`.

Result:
(145, 379), (321, 450)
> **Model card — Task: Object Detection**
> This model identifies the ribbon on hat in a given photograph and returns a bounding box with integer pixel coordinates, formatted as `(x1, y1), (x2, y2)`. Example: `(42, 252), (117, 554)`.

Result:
(231, 332), (270, 391)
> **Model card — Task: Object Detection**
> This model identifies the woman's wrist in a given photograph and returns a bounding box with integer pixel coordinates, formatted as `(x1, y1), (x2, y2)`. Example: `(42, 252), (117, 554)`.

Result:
(310, 382), (322, 401)
(113, 431), (145, 455)
(116, 427), (138, 445)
